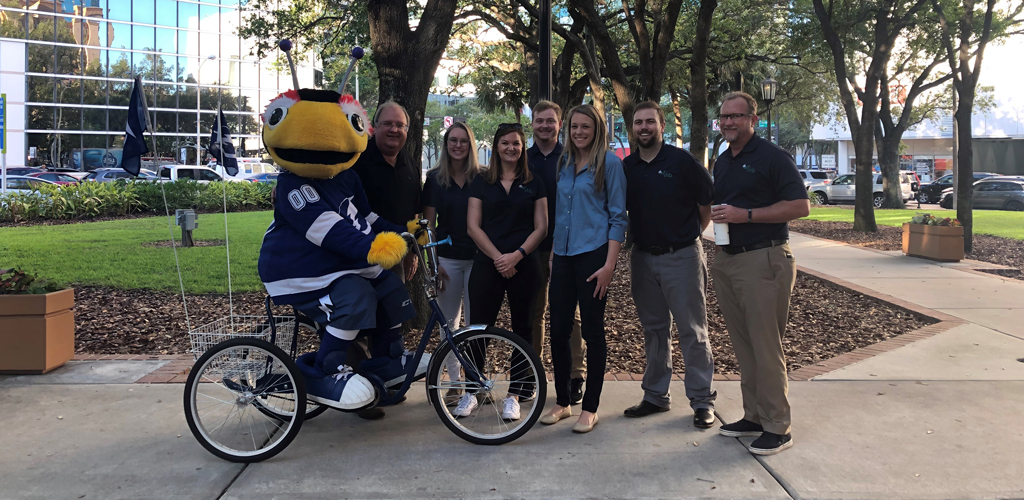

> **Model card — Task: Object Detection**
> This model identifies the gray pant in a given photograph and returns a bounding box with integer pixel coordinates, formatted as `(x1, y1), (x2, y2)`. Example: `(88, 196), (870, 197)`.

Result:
(630, 244), (716, 410)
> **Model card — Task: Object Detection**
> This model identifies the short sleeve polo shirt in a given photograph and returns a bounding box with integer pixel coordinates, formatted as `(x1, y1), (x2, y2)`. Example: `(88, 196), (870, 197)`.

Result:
(527, 142), (563, 252)
(422, 170), (476, 260)
(624, 144), (714, 249)
(468, 173), (547, 260)
(712, 134), (808, 247)
(352, 139), (422, 226)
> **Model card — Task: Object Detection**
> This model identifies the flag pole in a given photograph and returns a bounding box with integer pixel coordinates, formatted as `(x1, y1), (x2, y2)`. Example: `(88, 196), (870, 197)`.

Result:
(137, 75), (192, 333)
(216, 105), (235, 324)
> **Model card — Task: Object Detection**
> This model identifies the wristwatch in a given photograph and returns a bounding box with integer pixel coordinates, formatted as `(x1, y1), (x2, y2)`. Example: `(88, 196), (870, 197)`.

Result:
(517, 247), (528, 257)
(747, 208), (753, 222)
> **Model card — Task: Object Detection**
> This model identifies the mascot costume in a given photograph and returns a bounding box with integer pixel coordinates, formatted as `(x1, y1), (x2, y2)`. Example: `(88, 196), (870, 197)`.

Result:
(258, 40), (428, 410)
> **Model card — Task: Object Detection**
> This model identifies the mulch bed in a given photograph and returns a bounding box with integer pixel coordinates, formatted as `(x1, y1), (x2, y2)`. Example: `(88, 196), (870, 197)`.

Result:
(789, 219), (1024, 277)
(72, 240), (936, 375)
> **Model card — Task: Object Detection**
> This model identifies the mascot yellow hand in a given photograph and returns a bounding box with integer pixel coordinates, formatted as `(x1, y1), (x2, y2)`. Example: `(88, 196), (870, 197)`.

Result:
(367, 232), (408, 269)
(406, 220), (430, 246)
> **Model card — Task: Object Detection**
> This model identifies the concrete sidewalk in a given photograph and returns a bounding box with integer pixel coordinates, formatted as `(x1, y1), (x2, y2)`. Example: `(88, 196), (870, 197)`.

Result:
(1, 231), (1022, 499)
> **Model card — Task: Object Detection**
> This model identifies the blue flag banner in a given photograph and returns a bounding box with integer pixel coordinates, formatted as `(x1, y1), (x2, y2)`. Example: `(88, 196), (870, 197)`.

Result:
(121, 77), (149, 176)
(209, 109), (238, 176)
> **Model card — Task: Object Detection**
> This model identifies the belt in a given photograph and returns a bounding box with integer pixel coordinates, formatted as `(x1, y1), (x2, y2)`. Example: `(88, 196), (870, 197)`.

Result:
(637, 239), (697, 256)
(721, 239), (789, 255)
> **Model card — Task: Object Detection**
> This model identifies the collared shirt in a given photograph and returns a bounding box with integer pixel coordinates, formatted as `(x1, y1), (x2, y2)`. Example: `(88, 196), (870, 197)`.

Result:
(468, 173), (547, 260)
(422, 169), (476, 260)
(712, 134), (808, 248)
(352, 139), (421, 225)
(552, 151), (628, 257)
(527, 142), (563, 252)
(624, 143), (714, 249)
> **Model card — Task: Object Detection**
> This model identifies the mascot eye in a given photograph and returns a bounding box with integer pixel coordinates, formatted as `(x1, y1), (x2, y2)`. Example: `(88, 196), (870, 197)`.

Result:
(268, 107), (287, 127)
(350, 114), (365, 133)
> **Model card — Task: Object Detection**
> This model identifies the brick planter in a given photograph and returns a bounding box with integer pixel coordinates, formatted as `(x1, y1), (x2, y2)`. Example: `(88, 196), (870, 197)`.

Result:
(902, 223), (965, 262)
(0, 288), (75, 374)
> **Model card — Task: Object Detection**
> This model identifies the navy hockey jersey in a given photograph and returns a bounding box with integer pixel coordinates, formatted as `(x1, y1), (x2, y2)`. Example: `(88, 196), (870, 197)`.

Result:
(258, 169), (406, 304)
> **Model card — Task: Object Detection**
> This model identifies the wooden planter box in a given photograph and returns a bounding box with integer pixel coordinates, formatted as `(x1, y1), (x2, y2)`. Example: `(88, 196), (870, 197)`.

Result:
(902, 223), (965, 262)
(0, 288), (75, 374)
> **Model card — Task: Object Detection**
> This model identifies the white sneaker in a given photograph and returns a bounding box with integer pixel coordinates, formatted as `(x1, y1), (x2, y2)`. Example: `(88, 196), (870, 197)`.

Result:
(452, 393), (478, 417)
(502, 396), (521, 421)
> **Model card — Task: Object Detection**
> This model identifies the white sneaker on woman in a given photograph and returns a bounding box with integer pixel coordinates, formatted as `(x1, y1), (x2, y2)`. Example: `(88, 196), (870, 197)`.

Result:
(502, 396), (521, 421)
(452, 393), (478, 417)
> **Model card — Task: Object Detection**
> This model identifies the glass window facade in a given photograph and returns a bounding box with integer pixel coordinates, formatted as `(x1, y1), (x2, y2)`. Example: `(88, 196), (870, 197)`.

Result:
(1, 0), (306, 170)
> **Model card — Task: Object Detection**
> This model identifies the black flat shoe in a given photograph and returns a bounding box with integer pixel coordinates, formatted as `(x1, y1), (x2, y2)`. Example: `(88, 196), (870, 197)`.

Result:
(693, 408), (715, 428)
(623, 400), (670, 418)
(570, 378), (585, 405)
(719, 419), (764, 437)
(749, 432), (793, 455)
(356, 407), (385, 420)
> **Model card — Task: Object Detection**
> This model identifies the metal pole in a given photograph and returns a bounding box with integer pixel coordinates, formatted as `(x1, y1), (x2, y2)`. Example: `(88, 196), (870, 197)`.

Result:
(538, 0), (552, 101)
(767, 104), (773, 144)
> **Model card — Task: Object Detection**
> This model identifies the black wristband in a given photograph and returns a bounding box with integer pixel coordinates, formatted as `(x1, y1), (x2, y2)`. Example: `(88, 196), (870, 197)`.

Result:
(747, 208), (753, 222)
(517, 247), (528, 257)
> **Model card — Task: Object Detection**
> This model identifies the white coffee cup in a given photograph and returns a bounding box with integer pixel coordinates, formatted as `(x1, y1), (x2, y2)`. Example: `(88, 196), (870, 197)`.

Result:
(712, 204), (730, 245)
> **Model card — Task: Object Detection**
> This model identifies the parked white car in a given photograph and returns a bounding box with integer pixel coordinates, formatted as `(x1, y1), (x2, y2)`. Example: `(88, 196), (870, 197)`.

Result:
(798, 169), (837, 188)
(808, 172), (914, 207)
(158, 165), (246, 183)
(2, 175), (57, 194)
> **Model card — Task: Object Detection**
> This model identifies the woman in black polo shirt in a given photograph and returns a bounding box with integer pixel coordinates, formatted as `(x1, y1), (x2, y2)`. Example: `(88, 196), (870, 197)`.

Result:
(422, 122), (481, 400)
(455, 123), (548, 421)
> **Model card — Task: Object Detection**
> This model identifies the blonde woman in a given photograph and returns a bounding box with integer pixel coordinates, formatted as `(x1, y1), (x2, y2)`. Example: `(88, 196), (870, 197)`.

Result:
(422, 122), (481, 400)
(540, 104), (627, 433)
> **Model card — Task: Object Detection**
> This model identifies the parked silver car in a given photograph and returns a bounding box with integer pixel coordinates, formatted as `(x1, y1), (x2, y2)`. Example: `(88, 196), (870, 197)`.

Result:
(940, 179), (1024, 211)
(808, 172), (914, 207)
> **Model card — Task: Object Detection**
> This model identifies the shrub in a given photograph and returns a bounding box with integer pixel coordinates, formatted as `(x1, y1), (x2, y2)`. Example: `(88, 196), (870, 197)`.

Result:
(910, 213), (961, 227)
(0, 180), (273, 222)
(0, 268), (65, 294)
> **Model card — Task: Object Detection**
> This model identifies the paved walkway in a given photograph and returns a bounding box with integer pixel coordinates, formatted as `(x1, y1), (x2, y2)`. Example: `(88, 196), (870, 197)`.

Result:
(1, 232), (1022, 500)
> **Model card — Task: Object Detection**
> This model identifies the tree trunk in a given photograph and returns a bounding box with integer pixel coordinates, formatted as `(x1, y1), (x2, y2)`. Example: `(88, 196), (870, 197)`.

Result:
(687, 0), (716, 167)
(670, 86), (684, 147)
(954, 91), (974, 251)
(851, 132), (879, 232)
(367, 0), (458, 170)
(874, 120), (906, 209)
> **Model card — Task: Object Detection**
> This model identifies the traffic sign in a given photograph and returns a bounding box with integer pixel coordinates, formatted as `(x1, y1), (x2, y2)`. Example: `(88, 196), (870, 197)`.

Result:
(443, 116), (454, 128)
(1, 93), (6, 154)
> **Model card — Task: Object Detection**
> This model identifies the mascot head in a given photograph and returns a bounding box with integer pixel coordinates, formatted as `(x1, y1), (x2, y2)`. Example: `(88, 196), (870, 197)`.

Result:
(263, 41), (369, 179)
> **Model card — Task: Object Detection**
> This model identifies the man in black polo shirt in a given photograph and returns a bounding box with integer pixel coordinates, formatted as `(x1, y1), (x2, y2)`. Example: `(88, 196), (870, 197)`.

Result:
(710, 92), (809, 455)
(349, 100), (421, 420)
(622, 101), (717, 429)
(353, 101), (422, 229)
(526, 100), (587, 404)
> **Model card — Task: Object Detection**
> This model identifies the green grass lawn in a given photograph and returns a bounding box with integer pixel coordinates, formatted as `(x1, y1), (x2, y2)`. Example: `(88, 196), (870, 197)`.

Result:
(0, 211), (275, 293)
(805, 207), (1024, 240)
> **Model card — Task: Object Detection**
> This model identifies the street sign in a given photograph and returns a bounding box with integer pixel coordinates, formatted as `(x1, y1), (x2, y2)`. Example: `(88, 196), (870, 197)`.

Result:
(1, 93), (6, 154)
(758, 119), (767, 128)
(443, 116), (453, 128)
(821, 155), (836, 169)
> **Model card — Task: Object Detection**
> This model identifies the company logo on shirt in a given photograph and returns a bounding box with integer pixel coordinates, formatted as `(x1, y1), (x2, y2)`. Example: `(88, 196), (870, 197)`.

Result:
(518, 184), (534, 195)
(741, 164), (756, 174)
(658, 170), (673, 178)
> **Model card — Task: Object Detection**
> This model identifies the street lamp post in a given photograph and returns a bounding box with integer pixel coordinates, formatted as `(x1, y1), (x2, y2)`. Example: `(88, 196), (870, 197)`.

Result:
(196, 55), (216, 166)
(538, 0), (552, 101)
(761, 76), (778, 144)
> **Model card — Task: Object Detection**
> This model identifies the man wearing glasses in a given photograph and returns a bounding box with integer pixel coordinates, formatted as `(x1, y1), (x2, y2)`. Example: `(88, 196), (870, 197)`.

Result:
(349, 100), (422, 420)
(710, 92), (809, 455)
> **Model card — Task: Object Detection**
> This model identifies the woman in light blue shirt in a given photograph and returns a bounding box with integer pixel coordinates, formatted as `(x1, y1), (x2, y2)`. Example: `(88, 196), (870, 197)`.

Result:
(539, 104), (627, 433)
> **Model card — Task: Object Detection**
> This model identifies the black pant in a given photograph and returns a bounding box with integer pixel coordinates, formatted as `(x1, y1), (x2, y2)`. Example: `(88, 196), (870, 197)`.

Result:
(550, 244), (608, 412)
(467, 254), (540, 398)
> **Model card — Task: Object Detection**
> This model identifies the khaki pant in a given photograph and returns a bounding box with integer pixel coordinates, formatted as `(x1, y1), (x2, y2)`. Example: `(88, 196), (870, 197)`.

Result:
(711, 244), (796, 435)
(533, 250), (586, 379)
